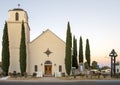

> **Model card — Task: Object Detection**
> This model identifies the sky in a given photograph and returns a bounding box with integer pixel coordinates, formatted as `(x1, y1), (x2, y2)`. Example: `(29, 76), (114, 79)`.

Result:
(0, 0), (120, 67)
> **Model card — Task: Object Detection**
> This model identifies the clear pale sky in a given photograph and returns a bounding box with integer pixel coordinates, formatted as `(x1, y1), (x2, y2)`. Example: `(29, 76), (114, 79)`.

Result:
(0, 0), (120, 67)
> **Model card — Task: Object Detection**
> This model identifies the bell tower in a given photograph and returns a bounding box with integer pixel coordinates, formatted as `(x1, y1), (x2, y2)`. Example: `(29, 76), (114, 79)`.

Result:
(7, 8), (30, 73)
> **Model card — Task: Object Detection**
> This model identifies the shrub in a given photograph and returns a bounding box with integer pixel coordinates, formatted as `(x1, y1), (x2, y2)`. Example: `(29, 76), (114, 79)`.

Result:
(17, 73), (21, 77)
(102, 73), (110, 78)
(114, 73), (120, 78)
(24, 72), (27, 78)
(8, 72), (12, 76)
(32, 72), (37, 77)
(13, 71), (17, 77)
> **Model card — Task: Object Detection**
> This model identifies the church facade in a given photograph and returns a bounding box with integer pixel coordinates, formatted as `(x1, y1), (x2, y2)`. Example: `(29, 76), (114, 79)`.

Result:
(7, 8), (66, 76)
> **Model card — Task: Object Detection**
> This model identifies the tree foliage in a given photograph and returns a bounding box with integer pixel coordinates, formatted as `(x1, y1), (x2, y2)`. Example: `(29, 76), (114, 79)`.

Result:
(20, 21), (26, 76)
(84, 62), (89, 69)
(72, 36), (78, 69)
(101, 66), (110, 70)
(79, 36), (83, 64)
(65, 22), (72, 75)
(85, 39), (90, 68)
(2, 21), (10, 76)
(91, 61), (98, 69)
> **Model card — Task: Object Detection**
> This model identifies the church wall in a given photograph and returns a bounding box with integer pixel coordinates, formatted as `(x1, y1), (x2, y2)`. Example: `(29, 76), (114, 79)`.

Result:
(8, 23), (21, 73)
(29, 30), (66, 75)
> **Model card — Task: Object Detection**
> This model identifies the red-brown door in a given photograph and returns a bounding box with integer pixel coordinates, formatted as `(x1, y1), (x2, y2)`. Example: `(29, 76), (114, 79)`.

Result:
(45, 65), (52, 75)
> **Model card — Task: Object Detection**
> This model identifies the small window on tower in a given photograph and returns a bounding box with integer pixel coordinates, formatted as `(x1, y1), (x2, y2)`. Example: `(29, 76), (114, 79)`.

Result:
(15, 12), (19, 21)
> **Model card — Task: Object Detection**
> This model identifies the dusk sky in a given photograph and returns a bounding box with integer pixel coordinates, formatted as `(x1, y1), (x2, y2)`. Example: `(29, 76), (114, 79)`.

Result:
(0, 0), (120, 67)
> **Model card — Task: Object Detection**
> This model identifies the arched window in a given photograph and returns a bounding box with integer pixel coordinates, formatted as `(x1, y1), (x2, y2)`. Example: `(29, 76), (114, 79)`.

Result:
(15, 12), (19, 21)
(44, 60), (52, 65)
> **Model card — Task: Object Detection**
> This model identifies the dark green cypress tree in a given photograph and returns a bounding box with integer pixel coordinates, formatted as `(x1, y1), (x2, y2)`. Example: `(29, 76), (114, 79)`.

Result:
(79, 36), (83, 63)
(72, 36), (78, 69)
(65, 22), (72, 75)
(20, 21), (26, 76)
(85, 39), (90, 68)
(2, 21), (10, 76)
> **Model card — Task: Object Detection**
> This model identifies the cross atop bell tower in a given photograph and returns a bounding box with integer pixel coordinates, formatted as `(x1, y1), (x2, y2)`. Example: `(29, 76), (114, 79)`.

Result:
(18, 4), (20, 8)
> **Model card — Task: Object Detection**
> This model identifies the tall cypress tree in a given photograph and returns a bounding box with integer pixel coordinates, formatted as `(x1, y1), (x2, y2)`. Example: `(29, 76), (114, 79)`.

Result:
(20, 21), (26, 76)
(79, 36), (83, 63)
(72, 36), (78, 69)
(85, 39), (90, 68)
(2, 21), (10, 76)
(65, 22), (72, 75)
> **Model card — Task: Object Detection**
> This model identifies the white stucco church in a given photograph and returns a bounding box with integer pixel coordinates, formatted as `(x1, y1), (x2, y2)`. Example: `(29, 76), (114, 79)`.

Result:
(7, 8), (66, 76)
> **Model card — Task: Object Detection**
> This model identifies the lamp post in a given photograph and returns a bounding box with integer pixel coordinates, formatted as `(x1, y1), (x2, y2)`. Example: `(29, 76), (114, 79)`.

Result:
(109, 49), (118, 77)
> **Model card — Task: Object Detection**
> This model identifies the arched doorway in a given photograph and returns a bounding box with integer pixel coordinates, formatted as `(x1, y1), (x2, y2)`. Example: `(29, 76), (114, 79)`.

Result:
(44, 60), (52, 75)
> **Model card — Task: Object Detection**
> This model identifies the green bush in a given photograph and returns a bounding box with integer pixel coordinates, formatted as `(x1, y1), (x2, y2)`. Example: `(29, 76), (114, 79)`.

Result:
(114, 73), (120, 78)
(32, 72), (37, 77)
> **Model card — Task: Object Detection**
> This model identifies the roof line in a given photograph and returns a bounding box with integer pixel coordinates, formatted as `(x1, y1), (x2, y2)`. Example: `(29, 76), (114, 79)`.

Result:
(30, 29), (65, 44)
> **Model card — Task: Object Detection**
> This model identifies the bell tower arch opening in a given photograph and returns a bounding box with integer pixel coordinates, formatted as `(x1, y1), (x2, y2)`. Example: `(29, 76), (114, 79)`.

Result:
(15, 12), (19, 21)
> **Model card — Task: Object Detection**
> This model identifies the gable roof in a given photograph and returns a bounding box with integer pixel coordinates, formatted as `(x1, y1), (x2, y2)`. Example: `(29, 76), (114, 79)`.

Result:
(30, 29), (65, 44)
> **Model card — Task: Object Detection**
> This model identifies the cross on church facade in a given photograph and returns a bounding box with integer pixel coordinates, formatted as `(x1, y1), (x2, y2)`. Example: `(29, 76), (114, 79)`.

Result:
(44, 48), (52, 57)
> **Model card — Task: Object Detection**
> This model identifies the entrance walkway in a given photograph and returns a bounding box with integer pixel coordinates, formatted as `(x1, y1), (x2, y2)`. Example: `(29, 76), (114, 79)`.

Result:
(38, 77), (79, 82)
(39, 77), (62, 82)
